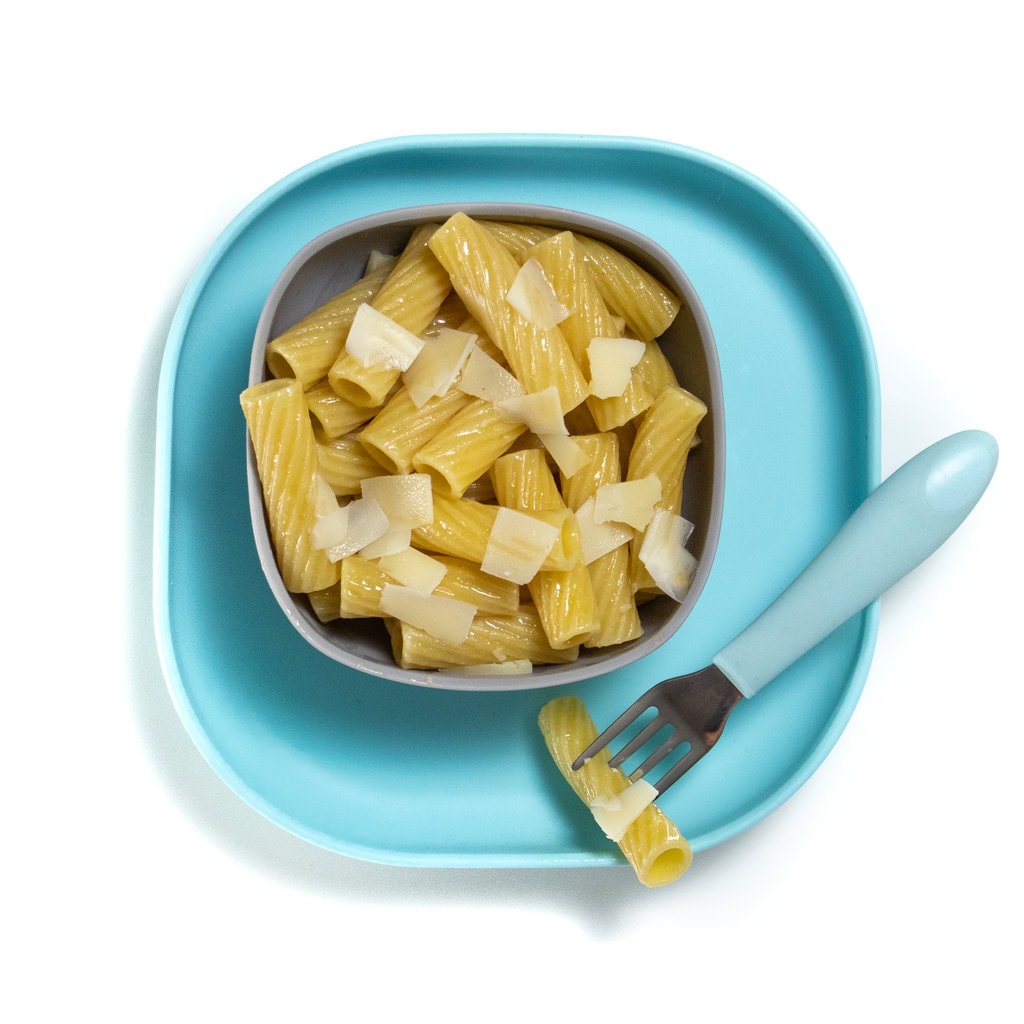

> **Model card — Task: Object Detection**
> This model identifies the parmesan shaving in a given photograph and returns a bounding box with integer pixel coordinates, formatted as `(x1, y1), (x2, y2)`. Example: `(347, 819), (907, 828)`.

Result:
(587, 336), (645, 399)
(311, 505), (349, 551)
(357, 527), (411, 559)
(378, 548), (448, 593)
(447, 660), (534, 676)
(457, 346), (525, 403)
(506, 258), (571, 328)
(575, 496), (633, 565)
(313, 475), (340, 516)
(325, 496), (389, 562)
(379, 584), (476, 645)
(481, 507), (561, 584)
(594, 475), (663, 530)
(360, 473), (434, 529)
(638, 509), (698, 601)
(403, 327), (477, 408)
(496, 385), (567, 435)
(539, 432), (589, 479)
(365, 249), (397, 274)
(589, 779), (659, 841)
(346, 303), (426, 371)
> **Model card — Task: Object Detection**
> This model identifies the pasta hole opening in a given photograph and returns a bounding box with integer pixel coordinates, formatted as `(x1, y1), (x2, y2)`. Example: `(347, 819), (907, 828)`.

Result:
(641, 844), (693, 887)
(331, 378), (378, 409)
(356, 438), (402, 476)
(414, 463), (460, 498)
(265, 350), (297, 380)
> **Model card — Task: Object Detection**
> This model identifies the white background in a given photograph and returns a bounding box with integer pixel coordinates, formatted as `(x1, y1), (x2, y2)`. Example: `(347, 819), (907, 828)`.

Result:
(4, 1), (1021, 1020)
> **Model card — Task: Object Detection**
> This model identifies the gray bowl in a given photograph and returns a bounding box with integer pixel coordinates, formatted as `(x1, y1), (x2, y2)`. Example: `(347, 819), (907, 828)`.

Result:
(247, 203), (724, 690)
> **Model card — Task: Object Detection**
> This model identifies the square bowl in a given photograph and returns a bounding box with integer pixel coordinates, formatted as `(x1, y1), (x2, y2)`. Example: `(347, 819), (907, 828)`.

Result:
(245, 203), (725, 690)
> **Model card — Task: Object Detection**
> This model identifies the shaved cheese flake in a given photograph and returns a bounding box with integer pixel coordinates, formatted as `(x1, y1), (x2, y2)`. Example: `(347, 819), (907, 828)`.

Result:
(457, 346), (525, 403)
(589, 780), (658, 841)
(365, 249), (396, 274)
(638, 509), (698, 601)
(325, 495), (389, 562)
(496, 386), (567, 435)
(403, 327), (477, 408)
(481, 507), (561, 584)
(575, 496), (633, 565)
(378, 548), (448, 593)
(358, 527), (411, 559)
(379, 584), (476, 645)
(587, 336), (645, 398)
(346, 303), (426, 371)
(594, 475), (663, 530)
(506, 258), (570, 328)
(447, 660), (534, 676)
(313, 474), (340, 516)
(311, 504), (350, 551)
(539, 432), (589, 479)
(360, 473), (433, 529)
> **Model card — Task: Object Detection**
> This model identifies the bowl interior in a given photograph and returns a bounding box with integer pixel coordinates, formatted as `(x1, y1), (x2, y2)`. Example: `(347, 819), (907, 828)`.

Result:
(247, 203), (724, 690)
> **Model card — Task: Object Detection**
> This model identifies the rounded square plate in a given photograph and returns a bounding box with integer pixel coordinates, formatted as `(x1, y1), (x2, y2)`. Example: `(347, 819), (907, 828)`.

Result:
(154, 134), (879, 867)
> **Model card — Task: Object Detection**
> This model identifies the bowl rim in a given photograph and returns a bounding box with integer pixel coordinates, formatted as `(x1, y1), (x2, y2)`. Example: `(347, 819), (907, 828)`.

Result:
(245, 201), (725, 690)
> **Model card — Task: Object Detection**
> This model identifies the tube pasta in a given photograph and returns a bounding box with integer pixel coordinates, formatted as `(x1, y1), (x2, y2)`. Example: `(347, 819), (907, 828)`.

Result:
(560, 433), (643, 647)
(492, 450), (597, 650)
(244, 211), (707, 675)
(308, 583), (341, 623)
(337, 555), (395, 618)
(627, 385), (706, 593)
(315, 433), (387, 496)
(412, 397), (528, 498)
(482, 220), (557, 260)
(264, 264), (391, 387)
(328, 224), (451, 407)
(431, 556), (519, 614)
(357, 385), (471, 474)
(390, 606), (579, 670)
(528, 230), (654, 431)
(428, 213), (588, 414)
(576, 235), (681, 343)
(627, 386), (707, 516)
(304, 380), (376, 440)
(538, 695), (693, 887)
(240, 379), (340, 593)
(634, 338), (681, 395)
(412, 493), (579, 572)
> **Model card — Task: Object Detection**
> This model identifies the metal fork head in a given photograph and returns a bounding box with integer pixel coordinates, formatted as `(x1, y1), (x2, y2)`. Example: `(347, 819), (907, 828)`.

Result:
(571, 665), (743, 795)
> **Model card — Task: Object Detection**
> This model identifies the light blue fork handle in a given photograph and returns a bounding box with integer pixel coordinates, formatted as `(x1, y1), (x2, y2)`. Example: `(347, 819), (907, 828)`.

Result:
(713, 430), (998, 699)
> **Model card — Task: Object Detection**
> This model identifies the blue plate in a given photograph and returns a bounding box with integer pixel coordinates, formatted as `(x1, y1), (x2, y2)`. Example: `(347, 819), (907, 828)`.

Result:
(154, 134), (879, 867)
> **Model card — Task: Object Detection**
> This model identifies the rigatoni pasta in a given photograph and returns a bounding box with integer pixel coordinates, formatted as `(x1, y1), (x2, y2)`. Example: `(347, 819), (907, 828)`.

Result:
(328, 224), (451, 407)
(239, 379), (340, 594)
(492, 450), (597, 650)
(244, 211), (707, 672)
(538, 695), (693, 886)
(428, 213), (588, 414)
(263, 263), (391, 387)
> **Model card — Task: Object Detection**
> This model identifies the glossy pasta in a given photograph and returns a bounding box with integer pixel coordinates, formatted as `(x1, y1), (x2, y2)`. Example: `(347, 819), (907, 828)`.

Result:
(391, 606), (579, 670)
(263, 264), (391, 387)
(538, 695), (693, 886)
(413, 397), (528, 498)
(428, 212), (588, 414)
(575, 234), (681, 343)
(492, 450), (597, 650)
(245, 211), (707, 670)
(529, 230), (654, 432)
(328, 225), (451, 407)
(561, 433), (643, 648)
(239, 379), (340, 594)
